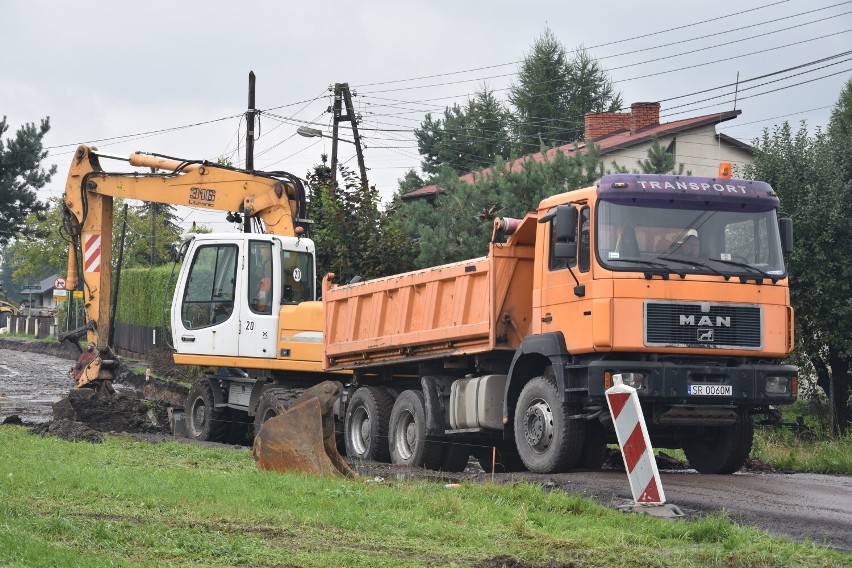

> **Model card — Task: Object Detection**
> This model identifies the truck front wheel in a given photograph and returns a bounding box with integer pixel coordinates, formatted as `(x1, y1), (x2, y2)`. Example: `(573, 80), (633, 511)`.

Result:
(344, 386), (394, 462)
(683, 411), (754, 474)
(388, 390), (441, 469)
(513, 376), (585, 473)
(186, 380), (231, 442)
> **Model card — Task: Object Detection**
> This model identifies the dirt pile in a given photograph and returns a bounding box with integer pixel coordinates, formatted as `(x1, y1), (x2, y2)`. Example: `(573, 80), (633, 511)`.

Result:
(40, 388), (173, 442)
(32, 419), (104, 443)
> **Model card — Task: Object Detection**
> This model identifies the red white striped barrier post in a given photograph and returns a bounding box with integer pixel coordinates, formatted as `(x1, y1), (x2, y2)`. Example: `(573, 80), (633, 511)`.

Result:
(606, 374), (666, 505)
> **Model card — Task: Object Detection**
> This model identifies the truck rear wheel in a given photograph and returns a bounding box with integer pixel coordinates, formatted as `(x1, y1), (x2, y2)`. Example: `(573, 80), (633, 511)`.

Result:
(438, 443), (472, 472)
(388, 390), (441, 469)
(344, 386), (394, 462)
(683, 411), (754, 474)
(473, 442), (525, 473)
(513, 376), (585, 473)
(186, 379), (231, 442)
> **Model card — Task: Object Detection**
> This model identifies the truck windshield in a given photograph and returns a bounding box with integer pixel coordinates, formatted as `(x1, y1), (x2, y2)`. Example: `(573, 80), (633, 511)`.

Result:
(596, 199), (786, 278)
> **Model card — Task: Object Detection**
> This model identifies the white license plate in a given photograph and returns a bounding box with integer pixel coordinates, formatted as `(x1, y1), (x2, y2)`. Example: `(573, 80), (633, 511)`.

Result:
(688, 384), (732, 396)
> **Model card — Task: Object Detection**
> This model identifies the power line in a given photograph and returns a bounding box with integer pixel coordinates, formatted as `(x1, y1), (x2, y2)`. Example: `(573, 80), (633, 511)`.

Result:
(351, 0), (792, 89)
(599, 3), (852, 64)
(661, 67), (852, 118)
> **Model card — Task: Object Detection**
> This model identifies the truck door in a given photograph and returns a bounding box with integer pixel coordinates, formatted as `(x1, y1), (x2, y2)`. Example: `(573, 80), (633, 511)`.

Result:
(539, 206), (594, 349)
(173, 240), (242, 356)
(238, 239), (279, 358)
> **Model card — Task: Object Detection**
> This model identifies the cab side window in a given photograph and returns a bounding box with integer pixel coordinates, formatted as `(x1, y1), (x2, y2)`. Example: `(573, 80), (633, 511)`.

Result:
(249, 241), (274, 315)
(280, 250), (315, 304)
(578, 207), (590, 272)
(181, 244), (237, 329)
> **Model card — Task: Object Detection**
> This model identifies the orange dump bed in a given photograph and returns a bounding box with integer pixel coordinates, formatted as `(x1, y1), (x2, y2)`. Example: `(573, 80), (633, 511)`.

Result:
(323, 244), (534, 370)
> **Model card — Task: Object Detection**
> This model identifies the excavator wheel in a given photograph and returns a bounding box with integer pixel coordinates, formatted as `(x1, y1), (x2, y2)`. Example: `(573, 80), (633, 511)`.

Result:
(185, 379), (231, 443)
(252, 381), (354, 477)
(252, 387), (306, 437)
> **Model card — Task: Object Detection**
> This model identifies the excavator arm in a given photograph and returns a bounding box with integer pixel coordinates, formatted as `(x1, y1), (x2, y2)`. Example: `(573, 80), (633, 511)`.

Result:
(62, 144), (307, 388)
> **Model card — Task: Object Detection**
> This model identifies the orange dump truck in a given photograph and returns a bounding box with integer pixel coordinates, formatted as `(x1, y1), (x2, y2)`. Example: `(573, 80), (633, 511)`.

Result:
(324, 173), (798, 474)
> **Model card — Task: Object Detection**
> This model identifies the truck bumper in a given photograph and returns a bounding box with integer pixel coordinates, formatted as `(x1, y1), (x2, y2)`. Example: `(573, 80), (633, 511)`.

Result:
(584, 359), (797, 408)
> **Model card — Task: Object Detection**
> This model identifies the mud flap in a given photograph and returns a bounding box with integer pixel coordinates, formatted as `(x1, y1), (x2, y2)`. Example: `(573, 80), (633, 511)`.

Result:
(252, 381), (354, 478)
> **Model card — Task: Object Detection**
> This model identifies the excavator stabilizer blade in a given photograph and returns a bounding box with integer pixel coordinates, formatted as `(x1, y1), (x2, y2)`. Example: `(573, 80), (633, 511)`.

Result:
(252, 381), (354, 477)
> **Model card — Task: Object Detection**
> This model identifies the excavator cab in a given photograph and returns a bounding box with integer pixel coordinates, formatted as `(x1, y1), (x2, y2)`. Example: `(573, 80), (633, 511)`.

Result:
(171, 233), (317, 359)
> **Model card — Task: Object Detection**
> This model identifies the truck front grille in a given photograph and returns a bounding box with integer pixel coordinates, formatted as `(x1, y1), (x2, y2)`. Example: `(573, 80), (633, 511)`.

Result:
(645, 302), (762, 350)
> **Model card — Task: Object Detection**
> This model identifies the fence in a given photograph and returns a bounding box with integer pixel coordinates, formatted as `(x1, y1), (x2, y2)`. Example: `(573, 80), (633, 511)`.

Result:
(2, 315), (163, 356)
(112, 321), (164, 356)
(3, 315), (57, 339)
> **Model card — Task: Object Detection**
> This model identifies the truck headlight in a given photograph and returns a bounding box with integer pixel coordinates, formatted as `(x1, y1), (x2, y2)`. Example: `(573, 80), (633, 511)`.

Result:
(621, 372), (647, 390)
(765, 376), (791, 395)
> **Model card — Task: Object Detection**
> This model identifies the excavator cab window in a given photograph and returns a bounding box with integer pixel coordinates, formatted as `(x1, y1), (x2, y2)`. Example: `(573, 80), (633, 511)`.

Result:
(181, 244), (238, 329)
(249, 241), (274, 315)
(280, 249), (315, 304)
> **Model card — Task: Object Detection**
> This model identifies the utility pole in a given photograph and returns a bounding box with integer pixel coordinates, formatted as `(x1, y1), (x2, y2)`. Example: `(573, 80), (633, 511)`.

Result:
(329, 82), (369, 193)
(244, 71), (256, 233)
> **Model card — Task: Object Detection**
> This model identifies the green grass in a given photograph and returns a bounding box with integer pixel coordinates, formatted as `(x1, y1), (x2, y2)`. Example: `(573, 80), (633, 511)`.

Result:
(0, 332), (58, 343)
(0, 428), (847, 567)
(752, 428), (852, 474)
(749, 400), (852, 474)
(1, 332), (37, 340)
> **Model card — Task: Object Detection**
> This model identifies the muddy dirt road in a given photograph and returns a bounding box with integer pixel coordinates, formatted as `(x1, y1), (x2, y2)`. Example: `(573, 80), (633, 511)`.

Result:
(0, 347), (76, 423)
(1, 344), (851, 552)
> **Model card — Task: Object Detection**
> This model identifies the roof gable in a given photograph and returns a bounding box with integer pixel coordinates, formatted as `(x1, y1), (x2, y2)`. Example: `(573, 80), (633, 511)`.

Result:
(403, 109), (743, 200)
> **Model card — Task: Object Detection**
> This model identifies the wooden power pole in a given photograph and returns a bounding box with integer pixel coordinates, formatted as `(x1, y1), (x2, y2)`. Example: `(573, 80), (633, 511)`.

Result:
(244, 71), (256, 233)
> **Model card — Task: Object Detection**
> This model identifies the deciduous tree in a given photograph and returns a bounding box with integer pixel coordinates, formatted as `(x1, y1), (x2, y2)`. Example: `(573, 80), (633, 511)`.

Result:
(307, 156), (415, 284)
(742, 104), (852, 432)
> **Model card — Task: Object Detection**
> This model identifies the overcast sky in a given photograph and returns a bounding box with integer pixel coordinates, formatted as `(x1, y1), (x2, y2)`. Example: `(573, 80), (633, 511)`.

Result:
(2, 0), (850, 233)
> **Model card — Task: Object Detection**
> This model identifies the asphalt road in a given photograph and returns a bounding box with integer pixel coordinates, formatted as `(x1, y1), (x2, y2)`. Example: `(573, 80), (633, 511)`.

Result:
(2, 345), (851, 553)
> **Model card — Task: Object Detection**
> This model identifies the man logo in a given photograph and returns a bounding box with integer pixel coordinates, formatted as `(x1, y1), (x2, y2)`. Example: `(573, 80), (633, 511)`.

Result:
(698, 329), (714, 342)
(680, 315), (731, 327)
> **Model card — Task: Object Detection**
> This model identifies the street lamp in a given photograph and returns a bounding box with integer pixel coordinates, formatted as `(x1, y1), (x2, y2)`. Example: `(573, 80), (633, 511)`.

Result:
(296, 126), (324, 139)
(296, 126), (354, 144)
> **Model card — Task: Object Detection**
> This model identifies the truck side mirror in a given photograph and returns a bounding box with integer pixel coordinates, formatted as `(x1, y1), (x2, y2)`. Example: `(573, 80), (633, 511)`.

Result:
(554, 205), (578, 261)
(555, 205), (578, 243)
(778, 218), (794, 254)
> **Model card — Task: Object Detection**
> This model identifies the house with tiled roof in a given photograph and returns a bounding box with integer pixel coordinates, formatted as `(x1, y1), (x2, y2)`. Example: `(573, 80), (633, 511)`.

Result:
(402, 102), (753, 200)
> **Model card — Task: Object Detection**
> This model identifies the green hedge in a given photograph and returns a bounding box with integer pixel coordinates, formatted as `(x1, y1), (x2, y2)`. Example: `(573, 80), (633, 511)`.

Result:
(114, 266), (177, 328)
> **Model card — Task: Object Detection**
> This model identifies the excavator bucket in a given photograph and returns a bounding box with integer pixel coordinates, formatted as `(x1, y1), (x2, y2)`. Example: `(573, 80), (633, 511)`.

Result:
(252, 381), (354, 477)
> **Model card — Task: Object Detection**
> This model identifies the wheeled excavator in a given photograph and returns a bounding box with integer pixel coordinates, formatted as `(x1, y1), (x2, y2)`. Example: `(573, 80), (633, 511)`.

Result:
(61, 144), (349, 475)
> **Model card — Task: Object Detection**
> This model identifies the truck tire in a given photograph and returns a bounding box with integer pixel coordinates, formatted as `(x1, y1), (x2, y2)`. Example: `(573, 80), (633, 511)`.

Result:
(683, 411), (754, 474)
(473, 442), (526, 473)
(186, 379), (231, 442)
(253, 388), (305, 436)
(438, 443), (472, 473)
(388, 390), (441, 469)
(577, 421), (608, 470)
(513, 376), (585, 473)
(344, 386), (394, 462)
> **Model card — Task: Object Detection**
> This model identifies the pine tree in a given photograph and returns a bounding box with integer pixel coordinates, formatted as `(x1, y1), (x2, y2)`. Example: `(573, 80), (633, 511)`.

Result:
(0, 117), (56, 245)
(415, 86), (513, 176)
(509, 30), (621, 151)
